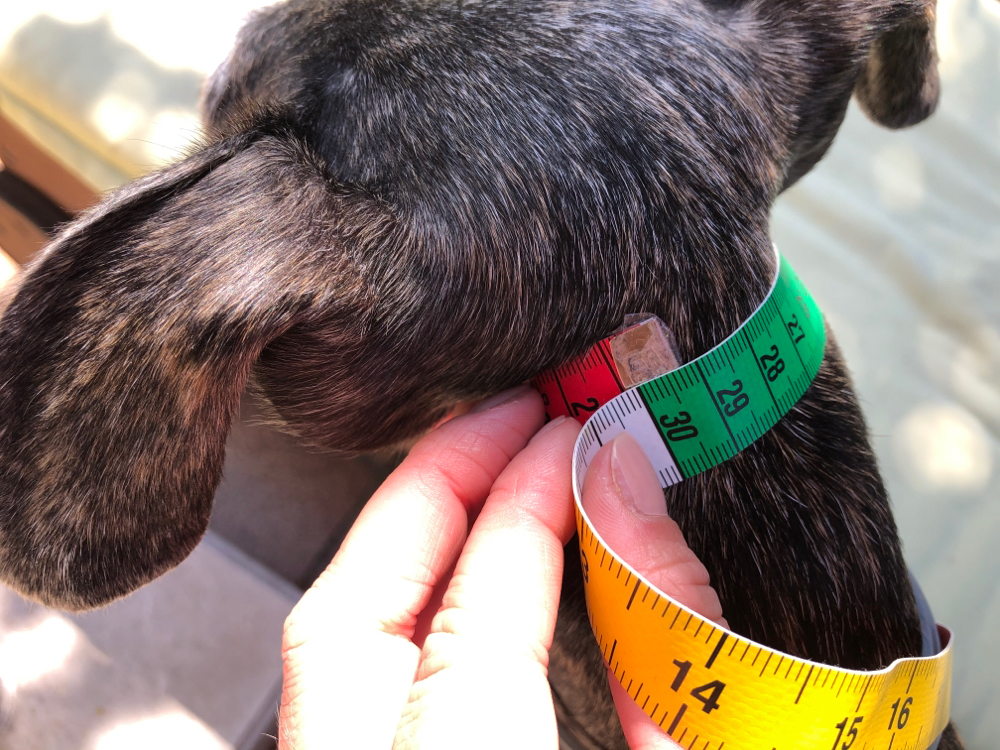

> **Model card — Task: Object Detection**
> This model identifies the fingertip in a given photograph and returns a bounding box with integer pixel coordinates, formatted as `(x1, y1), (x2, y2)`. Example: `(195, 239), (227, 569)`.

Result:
(325, 384), (547, 647)
(607, 673), (679, 750)
(485, 410), (580, 545)
(437, 386), (546, 447)
(580, 435), (725, 627)
(410, 386), (545, 479)
(610, 432), (669, 516)
(528, 414), (582, 451)
(468, 385), (536, 414)
(527, 415), (582, 544)
(580, 436), (657, 542)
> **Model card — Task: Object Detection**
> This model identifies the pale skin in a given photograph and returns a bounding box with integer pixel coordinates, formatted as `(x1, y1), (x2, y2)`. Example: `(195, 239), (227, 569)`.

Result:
(278, 385), (726, 750)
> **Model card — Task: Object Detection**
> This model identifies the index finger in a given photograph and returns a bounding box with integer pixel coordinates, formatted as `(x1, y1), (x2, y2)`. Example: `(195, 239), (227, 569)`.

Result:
(308, 385), (545, 639)
(278, 387), (545, 750)
(391, 415), (581, 749)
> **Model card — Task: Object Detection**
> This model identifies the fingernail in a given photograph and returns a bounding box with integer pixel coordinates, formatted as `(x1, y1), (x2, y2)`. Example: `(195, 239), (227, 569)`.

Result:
(469, 385), (533, 413)
(532, 414), (569, 440)
(610, 432), (668, 516)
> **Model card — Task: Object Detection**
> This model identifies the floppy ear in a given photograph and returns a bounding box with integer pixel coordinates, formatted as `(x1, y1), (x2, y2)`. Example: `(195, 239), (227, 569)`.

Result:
(0, 115), (377, 610)
(854, 1), (940, 128)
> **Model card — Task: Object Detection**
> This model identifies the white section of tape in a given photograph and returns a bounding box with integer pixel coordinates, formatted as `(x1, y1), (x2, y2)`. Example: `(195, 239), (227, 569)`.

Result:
(572, 389), (680, 498)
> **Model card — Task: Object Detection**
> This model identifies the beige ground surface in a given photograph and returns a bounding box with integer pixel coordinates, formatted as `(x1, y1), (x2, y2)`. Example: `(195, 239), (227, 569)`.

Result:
(771, 4), (1000, 746)
(0, 1), (997, 748)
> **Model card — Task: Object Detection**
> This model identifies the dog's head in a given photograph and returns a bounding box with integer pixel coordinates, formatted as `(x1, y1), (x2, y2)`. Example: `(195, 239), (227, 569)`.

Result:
(0, 0), (937, 610)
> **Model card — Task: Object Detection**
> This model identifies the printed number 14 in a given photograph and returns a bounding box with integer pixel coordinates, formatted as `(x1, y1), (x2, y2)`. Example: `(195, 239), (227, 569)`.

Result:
(670, 660), (726, 714)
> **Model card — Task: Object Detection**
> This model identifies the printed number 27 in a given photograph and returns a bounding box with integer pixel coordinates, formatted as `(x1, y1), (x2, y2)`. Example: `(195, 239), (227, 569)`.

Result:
(787, 315), (806, 344)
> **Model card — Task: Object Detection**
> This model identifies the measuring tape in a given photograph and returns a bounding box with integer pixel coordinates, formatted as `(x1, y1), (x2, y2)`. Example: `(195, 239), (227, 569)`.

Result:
(533, 251), (952, 750)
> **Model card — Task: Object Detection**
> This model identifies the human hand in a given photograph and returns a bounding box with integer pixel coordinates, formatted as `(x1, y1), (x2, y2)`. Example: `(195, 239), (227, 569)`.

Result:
(277, 385), (725, 749)
(579, 424), (728, 749)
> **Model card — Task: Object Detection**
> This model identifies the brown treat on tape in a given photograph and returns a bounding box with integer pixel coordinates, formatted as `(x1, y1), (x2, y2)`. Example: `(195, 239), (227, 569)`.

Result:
(608, 315), (682, 388)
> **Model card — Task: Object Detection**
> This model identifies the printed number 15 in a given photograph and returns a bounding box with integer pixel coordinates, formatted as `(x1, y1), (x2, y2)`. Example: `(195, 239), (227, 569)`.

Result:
(832, 716), (863, 750)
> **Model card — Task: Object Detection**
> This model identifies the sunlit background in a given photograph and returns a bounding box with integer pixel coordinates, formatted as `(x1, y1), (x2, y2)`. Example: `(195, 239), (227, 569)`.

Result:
(0, 0), (998, 748)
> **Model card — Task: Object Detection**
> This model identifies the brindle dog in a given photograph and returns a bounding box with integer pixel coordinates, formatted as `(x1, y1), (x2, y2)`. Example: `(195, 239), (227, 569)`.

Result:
(0, 1), (960, 747)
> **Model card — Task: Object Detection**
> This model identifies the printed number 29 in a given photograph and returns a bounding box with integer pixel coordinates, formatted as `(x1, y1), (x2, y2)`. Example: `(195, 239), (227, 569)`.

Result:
(716, 380), (749, 417)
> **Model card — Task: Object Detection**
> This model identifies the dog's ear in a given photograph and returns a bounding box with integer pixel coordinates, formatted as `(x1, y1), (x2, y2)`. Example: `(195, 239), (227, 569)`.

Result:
(854, 1), (940, 128)
(0, 116), (380, 610)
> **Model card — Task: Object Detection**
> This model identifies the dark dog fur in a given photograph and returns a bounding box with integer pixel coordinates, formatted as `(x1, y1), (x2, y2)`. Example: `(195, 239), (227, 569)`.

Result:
(0, 1), (960, 747)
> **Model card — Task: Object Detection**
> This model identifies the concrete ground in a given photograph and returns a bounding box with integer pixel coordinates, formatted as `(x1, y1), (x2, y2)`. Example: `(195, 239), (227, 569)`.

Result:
(0, 1), (997, 748)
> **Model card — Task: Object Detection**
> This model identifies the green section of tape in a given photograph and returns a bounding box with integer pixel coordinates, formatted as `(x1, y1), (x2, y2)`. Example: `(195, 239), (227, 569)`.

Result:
(637, 254), (826, 479)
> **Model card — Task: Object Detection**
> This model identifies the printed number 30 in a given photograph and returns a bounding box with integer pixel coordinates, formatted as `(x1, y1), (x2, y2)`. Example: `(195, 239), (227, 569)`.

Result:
(659, 412), (698, 441)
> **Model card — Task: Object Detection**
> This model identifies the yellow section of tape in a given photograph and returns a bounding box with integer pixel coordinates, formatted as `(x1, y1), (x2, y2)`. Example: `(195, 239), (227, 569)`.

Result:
(575, 506), (953, 750)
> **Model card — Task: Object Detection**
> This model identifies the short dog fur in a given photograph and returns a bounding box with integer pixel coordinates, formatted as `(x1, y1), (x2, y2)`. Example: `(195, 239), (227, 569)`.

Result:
(0, 1), (960, 747)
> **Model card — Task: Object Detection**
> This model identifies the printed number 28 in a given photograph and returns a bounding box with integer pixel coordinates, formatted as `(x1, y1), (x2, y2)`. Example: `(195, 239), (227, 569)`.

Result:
(759, 345), (785, 382)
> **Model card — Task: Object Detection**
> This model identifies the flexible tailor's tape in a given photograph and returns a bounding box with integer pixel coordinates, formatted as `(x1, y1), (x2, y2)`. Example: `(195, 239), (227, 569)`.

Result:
(532, 251), (953, 750)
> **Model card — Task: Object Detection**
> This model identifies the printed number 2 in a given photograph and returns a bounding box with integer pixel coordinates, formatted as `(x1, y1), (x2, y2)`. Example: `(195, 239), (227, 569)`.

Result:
(832, 716), (863, 750)
(571, 398), (599, 417)
(716, 380), (749, 417)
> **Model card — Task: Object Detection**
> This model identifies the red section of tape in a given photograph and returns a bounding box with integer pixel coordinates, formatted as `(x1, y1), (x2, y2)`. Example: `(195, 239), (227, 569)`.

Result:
(531, 339), (625, 424)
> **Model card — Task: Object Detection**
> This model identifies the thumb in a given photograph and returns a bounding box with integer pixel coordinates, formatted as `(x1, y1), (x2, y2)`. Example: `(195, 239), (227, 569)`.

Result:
(581, 432), (726, 749)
